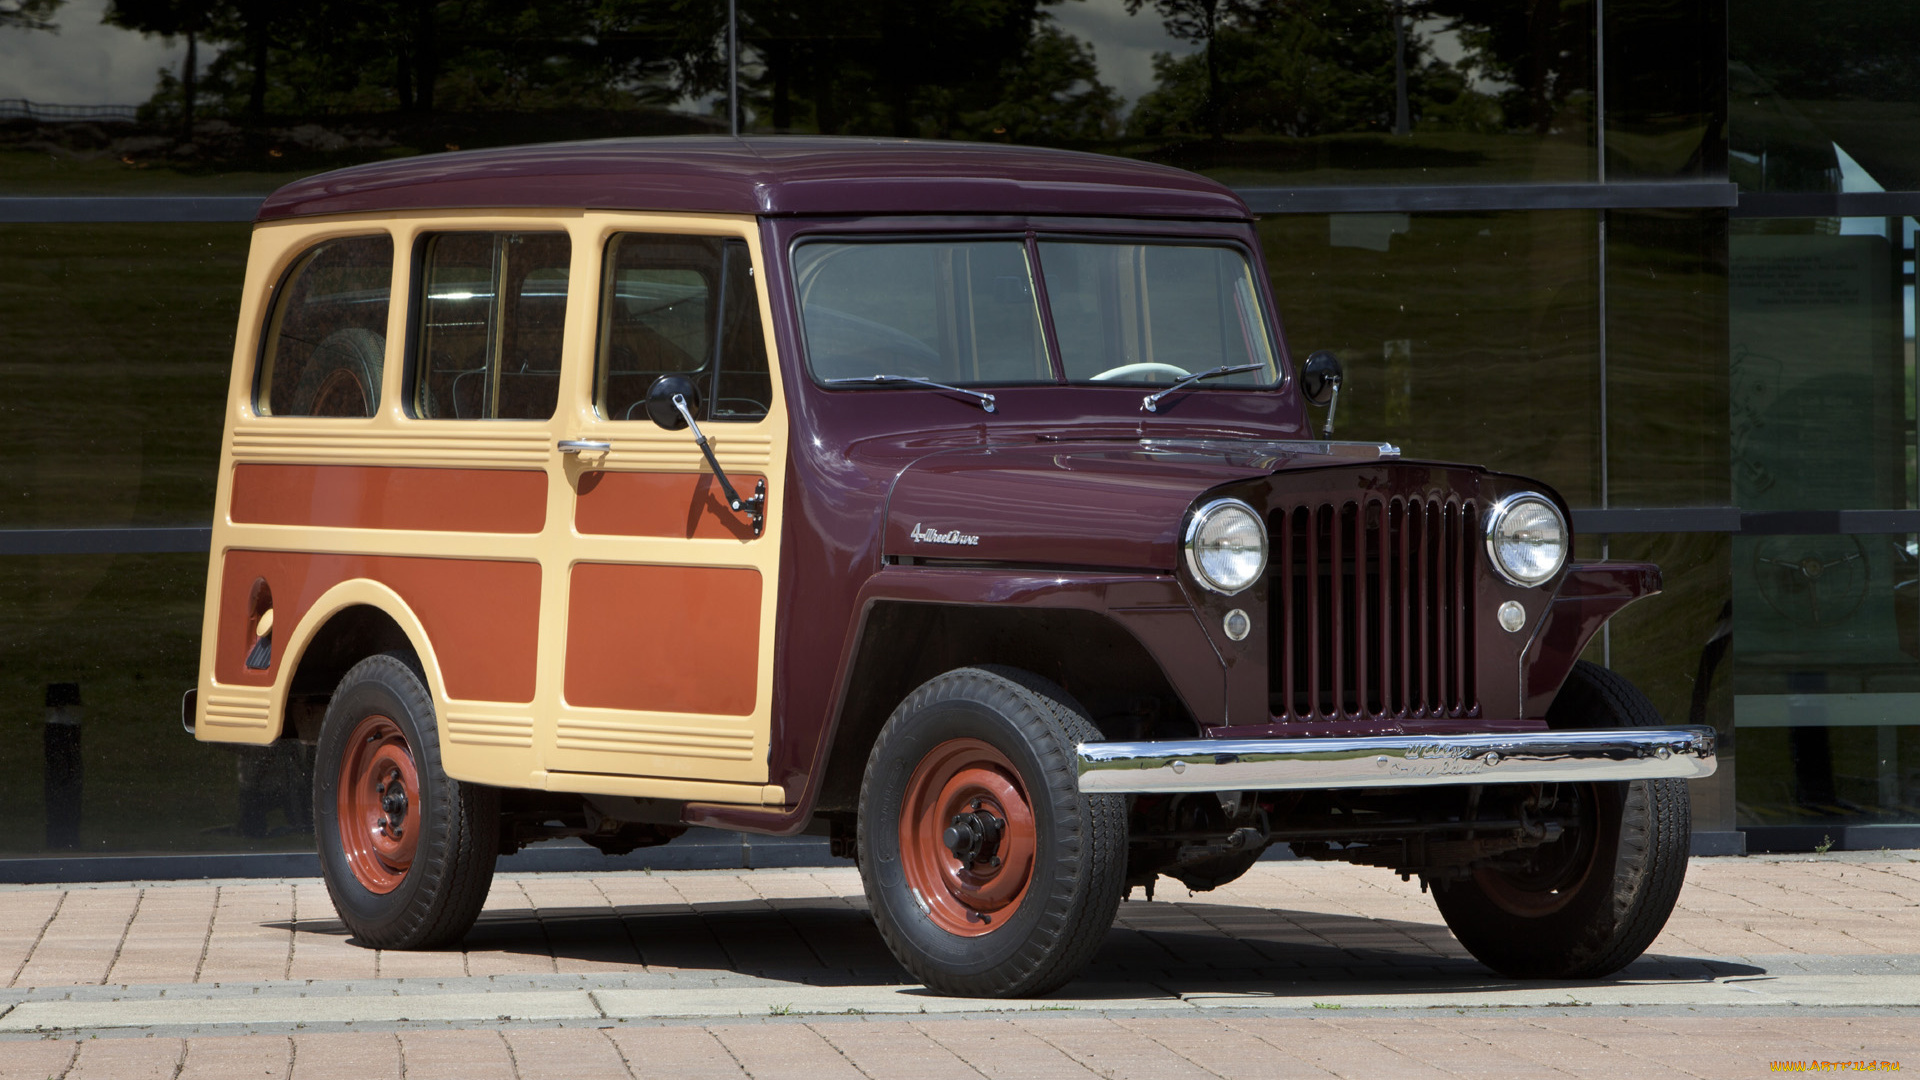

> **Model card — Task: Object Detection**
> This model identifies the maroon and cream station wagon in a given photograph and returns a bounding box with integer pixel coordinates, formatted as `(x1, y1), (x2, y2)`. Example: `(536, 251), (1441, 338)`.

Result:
(186, 136), (1716, 997)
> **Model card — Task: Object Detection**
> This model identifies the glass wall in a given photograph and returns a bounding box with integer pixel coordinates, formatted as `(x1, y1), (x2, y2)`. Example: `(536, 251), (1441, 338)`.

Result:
(1729, 214), (1920, 833)
(27, 0), (1910, 855)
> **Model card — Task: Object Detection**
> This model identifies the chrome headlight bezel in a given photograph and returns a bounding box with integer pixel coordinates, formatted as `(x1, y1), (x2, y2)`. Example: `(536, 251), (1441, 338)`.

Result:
(1184, 498), (1268, 596)
(1483, 492), (1569, 587)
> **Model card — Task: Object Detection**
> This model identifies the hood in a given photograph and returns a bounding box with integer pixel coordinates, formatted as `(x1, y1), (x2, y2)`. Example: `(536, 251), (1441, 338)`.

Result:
(882, 438), (1400, 570)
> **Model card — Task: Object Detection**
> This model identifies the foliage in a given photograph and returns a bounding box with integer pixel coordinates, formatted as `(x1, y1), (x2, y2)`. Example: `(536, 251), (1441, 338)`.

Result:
(1128, 0), (1497, 140)
(0, 0), (61, 32)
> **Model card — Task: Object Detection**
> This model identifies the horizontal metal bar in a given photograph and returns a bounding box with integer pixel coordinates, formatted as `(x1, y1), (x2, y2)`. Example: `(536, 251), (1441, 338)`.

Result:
(1239, 181), (1738, 215)
(1737, 509), (1920, 535)
(1735, 192), (1920, 220)
(0, 197), (263, 223)
(1076, 726), (1717, 794)
(4, 503), (1917, 558)
(0, 526), (213, 555)
(1572, 507), (1744, 534)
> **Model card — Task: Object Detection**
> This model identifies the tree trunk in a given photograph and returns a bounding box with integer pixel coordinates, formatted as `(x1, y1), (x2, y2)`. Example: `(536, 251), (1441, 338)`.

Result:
(248, 13), (268, 119)
(182, 29), (197, 137)
(769, 39), (790, 131)
(413, 0), (438, 113)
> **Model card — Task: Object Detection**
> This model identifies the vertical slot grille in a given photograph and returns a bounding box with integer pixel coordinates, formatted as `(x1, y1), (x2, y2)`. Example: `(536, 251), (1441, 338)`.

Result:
(1272, 496), (1478, 720)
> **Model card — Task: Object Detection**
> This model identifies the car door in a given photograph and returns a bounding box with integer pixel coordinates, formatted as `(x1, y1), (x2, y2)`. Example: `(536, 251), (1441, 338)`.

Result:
(541, 215), (786, 800)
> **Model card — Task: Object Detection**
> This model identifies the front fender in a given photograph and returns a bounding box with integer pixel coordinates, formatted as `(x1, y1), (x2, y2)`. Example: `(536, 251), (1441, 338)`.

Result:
(1520, 562), (1662, 716)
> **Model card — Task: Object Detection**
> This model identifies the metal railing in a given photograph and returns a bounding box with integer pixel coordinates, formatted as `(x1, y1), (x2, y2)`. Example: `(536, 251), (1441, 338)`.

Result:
(0, 99), (141, 123)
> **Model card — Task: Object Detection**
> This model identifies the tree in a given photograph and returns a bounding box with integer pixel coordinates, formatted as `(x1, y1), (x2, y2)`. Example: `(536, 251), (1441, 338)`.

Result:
(0, 0), (62, 32)
(105, 0), (218, 134)
(1125, 0), (1231, 140)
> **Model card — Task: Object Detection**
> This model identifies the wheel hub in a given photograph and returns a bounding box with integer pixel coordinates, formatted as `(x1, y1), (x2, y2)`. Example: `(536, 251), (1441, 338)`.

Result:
(943, 803), (1005, 866)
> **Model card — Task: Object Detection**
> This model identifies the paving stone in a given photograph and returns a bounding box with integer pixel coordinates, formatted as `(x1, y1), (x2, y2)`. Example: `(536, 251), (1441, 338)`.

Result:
(63, 1036), (184, 1080)
(177, 1034), (291, 1079)
(288, 1032), (402, 1080)
(398, 1030), (516, 1080)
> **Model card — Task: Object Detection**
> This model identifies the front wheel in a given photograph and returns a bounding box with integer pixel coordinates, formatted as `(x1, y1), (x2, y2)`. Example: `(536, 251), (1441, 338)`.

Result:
(314, 653), (498, 949)
(1432, 660), (1691, 978)
(858, 667), (1125, 997)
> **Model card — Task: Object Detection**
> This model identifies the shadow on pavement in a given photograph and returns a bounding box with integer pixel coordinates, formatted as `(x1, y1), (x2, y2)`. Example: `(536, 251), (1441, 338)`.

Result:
(269, 894), (1762, 992)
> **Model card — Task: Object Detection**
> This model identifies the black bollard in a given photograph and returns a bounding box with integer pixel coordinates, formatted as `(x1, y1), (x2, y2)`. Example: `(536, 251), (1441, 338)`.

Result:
(44, 683), (82, 849)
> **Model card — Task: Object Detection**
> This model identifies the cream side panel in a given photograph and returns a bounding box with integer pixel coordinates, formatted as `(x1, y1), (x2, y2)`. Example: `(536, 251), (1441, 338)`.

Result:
(199, 209), (783, 806)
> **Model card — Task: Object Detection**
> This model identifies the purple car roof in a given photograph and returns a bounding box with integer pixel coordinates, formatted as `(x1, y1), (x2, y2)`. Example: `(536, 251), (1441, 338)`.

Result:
(255, 136), (1253, 223)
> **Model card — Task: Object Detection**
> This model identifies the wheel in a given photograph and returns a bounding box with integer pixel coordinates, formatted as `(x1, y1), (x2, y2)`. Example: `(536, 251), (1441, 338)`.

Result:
(1431, 660), (1691, 978)
(291, 328), (384, 417)
(857, 666), (1126, 997)
(314, 653), (497, 949)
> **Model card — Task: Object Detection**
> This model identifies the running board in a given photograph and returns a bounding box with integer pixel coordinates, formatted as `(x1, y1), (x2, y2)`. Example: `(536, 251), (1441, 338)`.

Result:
(1076, 727), (1717, 794)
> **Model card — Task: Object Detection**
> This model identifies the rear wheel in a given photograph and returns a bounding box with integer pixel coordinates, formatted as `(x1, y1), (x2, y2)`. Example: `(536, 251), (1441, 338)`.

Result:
(314, 653), (497, 949)
(858, 667), (1125, 997)
(1431, 661), (1691, 978)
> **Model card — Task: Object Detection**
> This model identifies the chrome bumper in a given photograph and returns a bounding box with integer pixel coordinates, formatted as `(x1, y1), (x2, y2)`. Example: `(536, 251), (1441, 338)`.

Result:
(1076, 726), (1717, 794)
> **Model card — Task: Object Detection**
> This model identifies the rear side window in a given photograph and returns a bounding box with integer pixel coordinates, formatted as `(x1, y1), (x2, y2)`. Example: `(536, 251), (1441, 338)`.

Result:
(256, 235), (394, 417)
(597, 233), (770, 422)
(413, 232), (571, 420)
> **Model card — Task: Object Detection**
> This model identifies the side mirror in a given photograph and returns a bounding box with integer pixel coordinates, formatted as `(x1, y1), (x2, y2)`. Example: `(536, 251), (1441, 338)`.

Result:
(644, 374), (702, 429)
(1299, 350), (1343, 407)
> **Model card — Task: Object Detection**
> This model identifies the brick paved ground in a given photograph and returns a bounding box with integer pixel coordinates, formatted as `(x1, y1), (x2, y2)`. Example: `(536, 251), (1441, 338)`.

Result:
(1, 852), (1916, 1078)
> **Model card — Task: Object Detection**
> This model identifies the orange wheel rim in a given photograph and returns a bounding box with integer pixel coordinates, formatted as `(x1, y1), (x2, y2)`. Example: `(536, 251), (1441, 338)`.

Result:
(898, 737), (1037, 937)
(337, 714), (421, 894)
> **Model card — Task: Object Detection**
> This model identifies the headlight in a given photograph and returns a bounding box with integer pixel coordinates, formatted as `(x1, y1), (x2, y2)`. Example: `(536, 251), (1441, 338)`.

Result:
(1185, 499), (1267, 595)
(1484, 493), (1567, 586)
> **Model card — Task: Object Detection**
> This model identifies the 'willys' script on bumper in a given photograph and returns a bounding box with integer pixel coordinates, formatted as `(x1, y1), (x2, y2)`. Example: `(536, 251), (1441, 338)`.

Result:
(1075, 727), (1717, 794)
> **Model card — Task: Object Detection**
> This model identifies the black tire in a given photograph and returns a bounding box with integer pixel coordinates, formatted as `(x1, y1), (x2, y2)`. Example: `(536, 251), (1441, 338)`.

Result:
(858, 666), (1126, 997)
(1432, 660), (1691, 978)
(291, 327), (384, 417)
(314, 652), (497, 949)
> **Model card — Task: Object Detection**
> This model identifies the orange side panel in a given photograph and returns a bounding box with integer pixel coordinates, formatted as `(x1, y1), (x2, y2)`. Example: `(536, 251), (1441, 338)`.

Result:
(215, 551), (541, 703)
(565, 563), (760, 715)
(231, 464), (547, 533)
(574, 471), (763, 540)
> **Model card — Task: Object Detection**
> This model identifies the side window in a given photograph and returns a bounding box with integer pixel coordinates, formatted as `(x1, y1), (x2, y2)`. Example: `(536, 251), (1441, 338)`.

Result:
(256, 235), (393, 417)
(598, 233), (770, 422)
(413, 231), (571, 420)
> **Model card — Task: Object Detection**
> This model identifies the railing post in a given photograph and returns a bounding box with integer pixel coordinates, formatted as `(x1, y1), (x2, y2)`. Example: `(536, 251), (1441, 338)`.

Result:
(44, 683), (83, 849)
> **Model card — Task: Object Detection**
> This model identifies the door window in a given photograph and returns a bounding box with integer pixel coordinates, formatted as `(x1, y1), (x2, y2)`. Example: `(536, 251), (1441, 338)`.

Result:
(597, 233), (770, 422)
(413, 232), (571, 420)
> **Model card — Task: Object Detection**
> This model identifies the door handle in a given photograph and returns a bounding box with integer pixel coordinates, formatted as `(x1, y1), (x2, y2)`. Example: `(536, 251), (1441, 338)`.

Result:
(557, 439), (612, 454)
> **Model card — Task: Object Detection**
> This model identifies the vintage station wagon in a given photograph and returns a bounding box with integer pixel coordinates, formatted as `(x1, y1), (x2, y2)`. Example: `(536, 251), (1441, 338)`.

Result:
(188, 136), (1716, 997)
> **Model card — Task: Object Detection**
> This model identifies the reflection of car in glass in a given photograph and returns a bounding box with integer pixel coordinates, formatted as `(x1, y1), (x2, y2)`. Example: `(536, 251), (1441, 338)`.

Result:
(187, 137), (1716, 997)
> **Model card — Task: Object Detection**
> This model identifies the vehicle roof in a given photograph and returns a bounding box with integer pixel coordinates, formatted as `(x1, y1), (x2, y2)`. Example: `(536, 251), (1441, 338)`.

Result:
(255, 136), (1253, 223)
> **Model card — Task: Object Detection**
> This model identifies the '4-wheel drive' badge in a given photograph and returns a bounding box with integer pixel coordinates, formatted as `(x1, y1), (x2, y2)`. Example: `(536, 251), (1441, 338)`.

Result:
(910, 523), (981, 546)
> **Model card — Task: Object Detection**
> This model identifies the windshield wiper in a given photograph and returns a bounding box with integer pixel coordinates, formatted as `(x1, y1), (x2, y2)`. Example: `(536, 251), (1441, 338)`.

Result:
(824, 374), (997, 413)
(1141, 363), (1264, 413)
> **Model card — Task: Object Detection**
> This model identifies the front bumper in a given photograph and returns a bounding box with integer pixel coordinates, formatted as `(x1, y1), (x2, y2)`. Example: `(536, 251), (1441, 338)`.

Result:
(1076, 726), (1716, 794)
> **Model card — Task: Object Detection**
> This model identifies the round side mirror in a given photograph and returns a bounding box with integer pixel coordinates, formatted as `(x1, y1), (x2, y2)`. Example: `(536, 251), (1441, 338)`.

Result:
(1300, 350), (1343, 407)
(644, 374), (703, 429)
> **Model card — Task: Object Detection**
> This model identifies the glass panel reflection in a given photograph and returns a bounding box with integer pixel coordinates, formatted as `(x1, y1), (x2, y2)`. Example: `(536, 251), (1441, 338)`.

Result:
(0, 554), (311, 855)
(1733, 216), (1920, 828)
(0, 224), (244, 530)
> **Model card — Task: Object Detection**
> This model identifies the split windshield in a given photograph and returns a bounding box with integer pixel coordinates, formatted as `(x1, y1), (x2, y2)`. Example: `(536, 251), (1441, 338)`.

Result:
(792, 238), (1280, 391)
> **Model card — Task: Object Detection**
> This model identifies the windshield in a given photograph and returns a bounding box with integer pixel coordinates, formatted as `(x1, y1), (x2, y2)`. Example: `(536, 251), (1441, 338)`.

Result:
(793, 240), (1051, 384)
(793, 237), (1280, 390)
